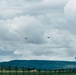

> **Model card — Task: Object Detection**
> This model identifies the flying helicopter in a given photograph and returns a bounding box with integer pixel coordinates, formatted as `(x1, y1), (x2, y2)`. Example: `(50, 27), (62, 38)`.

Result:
(25, 37), (28, 39)
(47, 37), (50, 38)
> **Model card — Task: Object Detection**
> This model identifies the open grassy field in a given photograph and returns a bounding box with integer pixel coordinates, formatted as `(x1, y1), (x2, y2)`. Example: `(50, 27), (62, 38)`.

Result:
(0, 71), (76, 75)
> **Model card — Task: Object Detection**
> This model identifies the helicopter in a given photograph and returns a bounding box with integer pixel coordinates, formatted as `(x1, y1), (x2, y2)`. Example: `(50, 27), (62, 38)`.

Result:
(47, 37), (50, 38)
(25, 38), (28, 39)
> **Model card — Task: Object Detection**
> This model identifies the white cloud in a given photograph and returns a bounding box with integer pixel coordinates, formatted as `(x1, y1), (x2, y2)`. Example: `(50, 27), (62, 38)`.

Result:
(64, 0), (76, 19)
(64, 0), (76, 34)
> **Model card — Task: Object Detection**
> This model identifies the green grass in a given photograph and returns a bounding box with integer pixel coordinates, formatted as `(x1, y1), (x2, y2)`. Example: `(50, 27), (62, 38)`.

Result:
(0, 71), (76, 75)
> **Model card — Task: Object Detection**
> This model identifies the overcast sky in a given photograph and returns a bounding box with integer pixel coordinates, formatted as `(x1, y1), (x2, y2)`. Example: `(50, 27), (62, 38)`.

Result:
(0, 0), (76, 62)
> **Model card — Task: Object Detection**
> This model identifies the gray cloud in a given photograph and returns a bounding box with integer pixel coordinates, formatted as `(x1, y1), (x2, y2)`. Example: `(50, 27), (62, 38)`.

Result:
(0, 0), (68, 19)
(0, 0), (76, 61)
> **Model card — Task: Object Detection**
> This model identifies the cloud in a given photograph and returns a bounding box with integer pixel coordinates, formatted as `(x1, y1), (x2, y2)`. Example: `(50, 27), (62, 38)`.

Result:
(43, 0), (67, 7)
(0, 0), (68, 19)
(0, 0), (76, 61)
(0, 15), (45, 44)
(64, 0), (76, 34)
(64, 0), (76, 19)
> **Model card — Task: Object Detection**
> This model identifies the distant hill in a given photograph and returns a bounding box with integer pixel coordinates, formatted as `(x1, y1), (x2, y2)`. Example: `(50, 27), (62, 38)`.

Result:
(0, 60), (76, 70)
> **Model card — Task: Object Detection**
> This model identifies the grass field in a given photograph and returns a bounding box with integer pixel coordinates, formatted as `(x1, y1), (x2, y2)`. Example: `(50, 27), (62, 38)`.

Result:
(0, 71), (76, 75)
